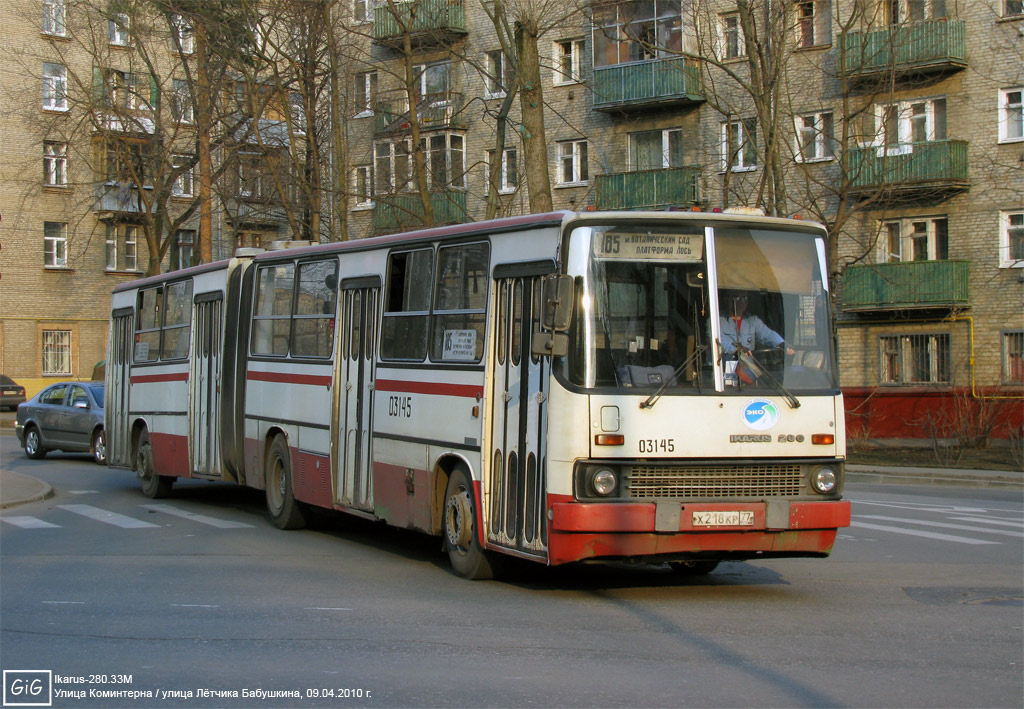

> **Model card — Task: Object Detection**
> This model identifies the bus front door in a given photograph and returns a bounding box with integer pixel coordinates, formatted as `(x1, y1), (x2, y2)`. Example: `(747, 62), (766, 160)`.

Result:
(487, 274), (548, 557)
(336, 284), (377, 512)
(107, 309), (133, 468)
(190, 295), (222, 478)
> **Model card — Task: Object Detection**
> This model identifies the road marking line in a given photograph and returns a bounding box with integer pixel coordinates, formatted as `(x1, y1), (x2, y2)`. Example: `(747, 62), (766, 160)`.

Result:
(42, 601), (85, 605)
(1, 517), (60, 529)
(58, 504), (160, 529)
(948, 516), (1024, 528)
(850, 521), (999, 545)
(141, 504), (255, 529)
(858, 515), (1024, 538)
(68, 490), (100, 495)
(170, 604), (219, 608)
(305, 608), (353, 611)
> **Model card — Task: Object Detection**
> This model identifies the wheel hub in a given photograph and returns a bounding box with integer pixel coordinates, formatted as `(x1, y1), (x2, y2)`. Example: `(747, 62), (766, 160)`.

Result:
(445, 489), (473, 549)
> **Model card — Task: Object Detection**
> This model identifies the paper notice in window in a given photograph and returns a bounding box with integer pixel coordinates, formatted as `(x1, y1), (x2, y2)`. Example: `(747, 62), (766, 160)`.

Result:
(443, 329), (477, 361)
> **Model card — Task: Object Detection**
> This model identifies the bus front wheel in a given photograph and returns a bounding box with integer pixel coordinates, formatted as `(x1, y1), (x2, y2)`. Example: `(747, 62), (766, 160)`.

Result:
(265, 434), (306, 530)
(137, 431), (173, 498)
(443, 467), (497, 580)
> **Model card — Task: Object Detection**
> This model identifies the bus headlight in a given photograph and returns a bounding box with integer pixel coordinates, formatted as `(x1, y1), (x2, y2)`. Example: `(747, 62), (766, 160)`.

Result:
(591, 468), (618, 497)
(811, 466), (838, 494)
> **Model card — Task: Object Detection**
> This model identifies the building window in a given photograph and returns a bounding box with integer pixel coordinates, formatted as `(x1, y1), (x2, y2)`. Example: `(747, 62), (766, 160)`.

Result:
(1006, 1), (1024, 17)
(1003, 331), (1024, 383)
(421, 133), (465, 190)
(554, 39), (583, 84)
(44, 141), (68, 186)
(42, 330), (72, 376)
(171, 79), (193, 124)
(628, 129), (683, 171)
(1000, 209), (1024, 268)
(998, 87), (1023, 143)
(171, 14), (194, 54)
(413, 61), (451, 101)
(354, 0), (373, 22)
(879, 333), (951, 385)
(795, 111), (834, 162)
(174, 229), (195, 270)
(722, 118), (758, 171)
(887, 0), (948, 23)
(354, 71), (377, 116)
(374, 140), (411, 193)
(557, 139), (588, 185)
(172, 155), (194, 197)
(353, 165), (373, 207)
(106, 224), (138, 272)
(484, 50), (511, 97)
(43, 63), (68, 111)
(794, 1), (831, 48)
(237, 152), (269, 200)
(44, 222), (67, 268)
(109, 13), (130, 46)
(872, 97), (946, 152)
(721, 12), (744, 59)
(43, 0), (66, 36)
(487, 147), (518, 193)
(592, 1), (682, 67)
(881, 217), (948, 262)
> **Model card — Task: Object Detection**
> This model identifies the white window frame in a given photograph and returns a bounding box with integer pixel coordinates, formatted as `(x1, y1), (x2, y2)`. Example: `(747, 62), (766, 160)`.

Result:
(353, 165), (373, 208)
(420, 133), (466, 190)
(374, 139), (412, 194)
(627, 129), (683, 171)
(354, 71), (377, 117)
(720, 12), (745, 60)
(1006, 1), (1024, 18)
(43, 63), (68, 112)
(721, 119), (758, 172)
(109, 13), (130, 46)
(888, 0), (947, 23)
(171, 14), (194, 54)
(172, 155), (194, 197)
(794, 111), (834, 162)
(44, 222), (67, 268)
(174, 229), (195, 270)
(42, 0), (66, 36)
(487, 147), (518, 194)
(999, 209), (1024, 268)
(44, 141), (68, 186)
(870, 97), (946, 154)
(554, 39), (584, 85)
(1002, 330), (1024, 384)
(42, 330), (72, 376)
(557, 139), (588, 186)
(354, 0), (373, 23)
(880, 216), (947, 263)
(998, 87), (1023, 143)
(172, 79), (194, 124)
(105, 223), (139, 272)
(484, 50), (508, 98)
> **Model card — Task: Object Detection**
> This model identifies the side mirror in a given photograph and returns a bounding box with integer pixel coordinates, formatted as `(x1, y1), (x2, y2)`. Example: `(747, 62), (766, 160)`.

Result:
(541, 275), (573, 332)
(74, 400), (89, 410)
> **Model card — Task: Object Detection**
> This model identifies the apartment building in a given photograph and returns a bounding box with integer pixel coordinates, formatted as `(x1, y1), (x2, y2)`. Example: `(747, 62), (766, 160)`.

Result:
(2, 0), (1021, 439)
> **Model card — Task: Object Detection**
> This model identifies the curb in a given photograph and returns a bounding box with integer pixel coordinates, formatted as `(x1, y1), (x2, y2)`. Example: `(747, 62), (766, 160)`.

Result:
(846, 465), (1024, 489)
(0, 471), (55, 509)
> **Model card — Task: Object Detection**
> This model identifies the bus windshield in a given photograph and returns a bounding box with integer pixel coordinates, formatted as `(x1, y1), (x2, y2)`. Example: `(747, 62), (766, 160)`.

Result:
(567, 222), (837, 396)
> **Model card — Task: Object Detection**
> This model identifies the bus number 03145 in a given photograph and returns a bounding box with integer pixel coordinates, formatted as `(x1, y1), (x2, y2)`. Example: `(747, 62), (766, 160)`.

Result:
(388, 395), (412, 418)
(639, 438), (675, 453)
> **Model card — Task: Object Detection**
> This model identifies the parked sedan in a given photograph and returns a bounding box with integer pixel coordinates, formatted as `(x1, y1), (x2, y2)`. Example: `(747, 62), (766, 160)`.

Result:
(1, 374), (27, 410)
(15, 382), (106, 465)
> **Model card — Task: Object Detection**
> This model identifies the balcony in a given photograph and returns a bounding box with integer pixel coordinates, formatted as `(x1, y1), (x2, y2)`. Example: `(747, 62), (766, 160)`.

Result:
(845, 139), (969, 202)
(374, 92), (466, 135)
(592, 56), (704, 112)
(93, 182), (153, 219)
(373, 0), (467, 48)
(842, 260), (969, 311)
(373, 190), (467, 233)
(595, 166), (701, 211)
(840, 19), (966, 83)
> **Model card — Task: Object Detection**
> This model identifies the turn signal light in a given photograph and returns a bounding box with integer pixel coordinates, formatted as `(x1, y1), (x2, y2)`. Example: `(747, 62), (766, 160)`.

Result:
(811, 434), (835, 445)
(594, 434), (625, 446)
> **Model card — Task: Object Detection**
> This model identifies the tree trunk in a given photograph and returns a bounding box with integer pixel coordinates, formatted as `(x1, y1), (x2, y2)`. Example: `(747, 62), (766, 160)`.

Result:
(516, 22), (552, 214)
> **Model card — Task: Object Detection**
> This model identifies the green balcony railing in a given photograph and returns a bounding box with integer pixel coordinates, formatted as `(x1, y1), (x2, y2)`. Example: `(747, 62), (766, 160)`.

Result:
(595, 166), (701, 211)
(373, 0), (466, 44)
(840, 19), (966, 78)
(374, 190), (467, 233)
(374, 92), (466, 134)
(592, 56), (703, 111)
(846, 139), (969, 194)
(842, 260), (969, 311)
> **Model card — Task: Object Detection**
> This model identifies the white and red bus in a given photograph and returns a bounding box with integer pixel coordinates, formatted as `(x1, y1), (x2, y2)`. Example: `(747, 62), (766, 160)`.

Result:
(106, 210), (851, 578)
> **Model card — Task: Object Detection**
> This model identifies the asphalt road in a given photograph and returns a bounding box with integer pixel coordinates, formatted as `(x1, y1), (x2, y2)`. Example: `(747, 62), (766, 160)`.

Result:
(1, 437), (1022, 708)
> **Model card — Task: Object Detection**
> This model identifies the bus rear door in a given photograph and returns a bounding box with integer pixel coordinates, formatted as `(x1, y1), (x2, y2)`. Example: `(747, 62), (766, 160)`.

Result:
(190, 294), (223, 478)
(106, 308), (134, 467)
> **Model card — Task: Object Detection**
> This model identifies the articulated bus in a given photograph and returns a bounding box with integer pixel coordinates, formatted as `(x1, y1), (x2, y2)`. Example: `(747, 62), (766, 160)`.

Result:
(106, 210), (851, 579)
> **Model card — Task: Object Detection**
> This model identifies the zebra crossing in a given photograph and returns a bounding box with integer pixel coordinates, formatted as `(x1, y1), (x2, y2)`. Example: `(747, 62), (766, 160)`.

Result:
(1, 503), (255, 530)
(846, 498), (1024, 545)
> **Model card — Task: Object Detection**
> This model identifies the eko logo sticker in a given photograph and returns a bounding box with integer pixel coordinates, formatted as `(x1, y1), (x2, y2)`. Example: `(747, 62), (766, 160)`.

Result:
(742, 399), (780, 431)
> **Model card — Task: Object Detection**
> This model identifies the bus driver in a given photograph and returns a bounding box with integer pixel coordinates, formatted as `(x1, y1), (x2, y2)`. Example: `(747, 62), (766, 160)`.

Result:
(719, 291), (795, 357)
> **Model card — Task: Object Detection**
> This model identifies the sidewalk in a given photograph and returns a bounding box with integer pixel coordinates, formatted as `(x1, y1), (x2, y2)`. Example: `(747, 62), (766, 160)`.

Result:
(0, 470), (54, 508)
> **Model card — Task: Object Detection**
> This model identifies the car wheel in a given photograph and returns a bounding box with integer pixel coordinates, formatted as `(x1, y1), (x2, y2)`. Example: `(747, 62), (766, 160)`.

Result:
(24, 426), (47, 460)
(91, 429), (107, 466)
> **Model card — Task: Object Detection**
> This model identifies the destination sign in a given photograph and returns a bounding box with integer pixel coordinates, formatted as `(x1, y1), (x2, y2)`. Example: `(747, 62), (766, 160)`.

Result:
(593, 232), (704, 261)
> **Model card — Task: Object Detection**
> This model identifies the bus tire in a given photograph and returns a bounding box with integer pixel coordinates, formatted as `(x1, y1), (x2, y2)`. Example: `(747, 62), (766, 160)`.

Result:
(137, 430), (173, 498)
(443, 466), (496, 580)
(670, 560), (720, 575)
(265, 434), (306, 530)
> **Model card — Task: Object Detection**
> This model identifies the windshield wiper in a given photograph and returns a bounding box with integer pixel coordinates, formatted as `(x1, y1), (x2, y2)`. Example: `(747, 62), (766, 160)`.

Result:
(639, 345), (706, 409)
(735, 348), (801, 409)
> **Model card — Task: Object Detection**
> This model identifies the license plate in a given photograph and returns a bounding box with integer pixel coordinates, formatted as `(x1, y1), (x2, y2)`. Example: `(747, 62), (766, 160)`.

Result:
(692, 510), (755, 527)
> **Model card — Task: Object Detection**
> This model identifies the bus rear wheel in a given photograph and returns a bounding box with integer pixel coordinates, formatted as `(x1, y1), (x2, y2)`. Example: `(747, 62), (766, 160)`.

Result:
(443, 466), (497, 580)
(265, 434), (306, 530)
(137, 430), (173, 498)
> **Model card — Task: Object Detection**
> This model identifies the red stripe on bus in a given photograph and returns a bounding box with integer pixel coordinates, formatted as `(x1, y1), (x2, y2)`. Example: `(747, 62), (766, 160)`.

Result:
(375, 379), (483, 399)
(131, 372), (189, 384)
(247, 370), (332, 387)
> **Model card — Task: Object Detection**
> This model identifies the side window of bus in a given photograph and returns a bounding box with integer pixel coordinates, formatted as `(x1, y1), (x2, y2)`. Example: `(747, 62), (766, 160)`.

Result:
(431, 242), (489, 362)
(161, 280), (193, 360)
(251, 263), (295, 357)
(381, 248), (432, 361)
(292, 259), (339, 358)
(135, 287), (162, 362)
